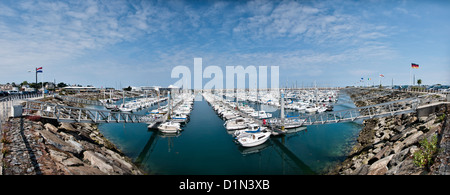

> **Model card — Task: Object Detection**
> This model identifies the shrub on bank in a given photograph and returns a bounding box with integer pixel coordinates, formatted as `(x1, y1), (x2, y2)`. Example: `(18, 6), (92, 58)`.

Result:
(413, 135), (438, 170)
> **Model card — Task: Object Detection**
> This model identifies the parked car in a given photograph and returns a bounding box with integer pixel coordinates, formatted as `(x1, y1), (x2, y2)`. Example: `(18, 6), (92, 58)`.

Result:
(7, 90), (20, 95)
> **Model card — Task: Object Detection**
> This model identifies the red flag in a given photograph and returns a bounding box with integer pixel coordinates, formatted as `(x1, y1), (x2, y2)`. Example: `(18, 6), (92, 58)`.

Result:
(411, 63), (419, 69)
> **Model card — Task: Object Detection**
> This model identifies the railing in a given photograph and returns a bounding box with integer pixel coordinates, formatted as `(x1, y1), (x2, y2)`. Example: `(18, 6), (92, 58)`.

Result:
(0, 93), (43, 102)
(268, 94), (444, 126)
(0, 100), (13, 129)
(22, 100), (163, 124)
(11, 89), (449, 127)
(301, 97), (420, 125)
(1, 93), (43, 129)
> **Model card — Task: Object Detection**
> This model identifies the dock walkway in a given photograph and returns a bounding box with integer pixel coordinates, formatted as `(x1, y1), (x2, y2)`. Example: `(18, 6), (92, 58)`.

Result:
(12, 90), (450, 129)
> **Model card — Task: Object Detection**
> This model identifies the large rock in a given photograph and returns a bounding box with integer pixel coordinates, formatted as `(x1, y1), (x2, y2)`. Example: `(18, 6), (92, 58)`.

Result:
(67, 139), (84, 155)
(369, 145), (391, 164)
(67, 165), (105, 175)
(353, 164), (369, 175)
(389, 147), (411, 168)
(59, 122), (76, 131)
(387, 158), (424, 175)
(39, 130), (79, 154)
(103, 148), (133, 171)
(44, 123), (59, 134)
(392, 131), (424, 154)
(48, 149), (83, 167)
(83, 151), (114, 174)
(368, 154), (394, 175)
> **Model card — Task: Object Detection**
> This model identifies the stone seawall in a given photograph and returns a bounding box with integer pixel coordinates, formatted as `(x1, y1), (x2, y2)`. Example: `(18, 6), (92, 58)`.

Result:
(329, 88), (449, 175)
(1, 97), (144, 175)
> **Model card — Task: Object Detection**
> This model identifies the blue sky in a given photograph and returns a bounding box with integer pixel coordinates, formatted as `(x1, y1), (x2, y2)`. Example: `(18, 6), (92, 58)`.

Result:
(0, 0), (449, 88)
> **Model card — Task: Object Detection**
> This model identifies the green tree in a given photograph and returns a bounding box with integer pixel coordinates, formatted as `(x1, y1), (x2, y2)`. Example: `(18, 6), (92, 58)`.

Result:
(57, 82), (68, 88)
(417, 79), (422, 86)
(21, 81), (29, 87)
(413, 135), (438, 170)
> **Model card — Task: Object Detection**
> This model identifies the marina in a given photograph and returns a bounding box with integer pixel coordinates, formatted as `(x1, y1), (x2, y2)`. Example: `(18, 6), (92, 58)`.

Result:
(7, 86), (447, 175)
(1, 0), (449, 178)
(95, 89), (363, 174)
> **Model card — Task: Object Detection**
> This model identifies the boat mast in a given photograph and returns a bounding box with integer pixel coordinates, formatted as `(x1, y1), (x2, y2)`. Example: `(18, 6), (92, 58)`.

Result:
(157, 88), (160, 110)
(280, 89), (285, 131)
(167, 91), (171, 120)
(256, 84), (259, 119)
(122, 90), (125, 108)
(314, 81), (318, 108)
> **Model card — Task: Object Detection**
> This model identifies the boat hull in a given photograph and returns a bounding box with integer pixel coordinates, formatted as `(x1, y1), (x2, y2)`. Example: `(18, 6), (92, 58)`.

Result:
(237, 132), (271, 147)
(159, 129), (180, 134)
(157, 122), (181, 134)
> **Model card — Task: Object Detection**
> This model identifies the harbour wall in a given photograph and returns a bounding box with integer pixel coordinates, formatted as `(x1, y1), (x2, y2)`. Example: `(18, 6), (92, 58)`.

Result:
(0, 96), (144, 175)
(329, 88), (450, 175)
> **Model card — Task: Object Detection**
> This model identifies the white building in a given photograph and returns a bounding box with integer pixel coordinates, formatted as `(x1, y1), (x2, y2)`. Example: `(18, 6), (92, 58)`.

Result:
(64, 86), (99, 93)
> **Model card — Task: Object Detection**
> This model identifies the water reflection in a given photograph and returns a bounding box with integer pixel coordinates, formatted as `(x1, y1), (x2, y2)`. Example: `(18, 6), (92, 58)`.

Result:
(237, 140), (271, 156)
(98, 92), (361, 175)
(271, 137), (316, 175)
(134, 130), (181, 167)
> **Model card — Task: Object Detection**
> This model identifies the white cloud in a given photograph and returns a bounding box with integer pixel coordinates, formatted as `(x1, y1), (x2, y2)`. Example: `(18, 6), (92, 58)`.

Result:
(230, 0), (396, 51)
(0, 1), (173, 67)
(0, 0), (447, 87)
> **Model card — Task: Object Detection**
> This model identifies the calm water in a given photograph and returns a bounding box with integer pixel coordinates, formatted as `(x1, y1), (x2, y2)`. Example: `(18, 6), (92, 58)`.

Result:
(97, 92), (362, 175)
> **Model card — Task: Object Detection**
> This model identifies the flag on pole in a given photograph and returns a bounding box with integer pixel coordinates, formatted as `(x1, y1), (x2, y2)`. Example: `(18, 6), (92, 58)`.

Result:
(36, 67), (43, 73)
(379, 74), (384, 77)
(411, 63), (419, 69)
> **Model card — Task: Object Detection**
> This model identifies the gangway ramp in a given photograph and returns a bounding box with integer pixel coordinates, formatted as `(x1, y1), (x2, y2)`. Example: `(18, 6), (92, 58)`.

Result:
(23, 100), (161, 124)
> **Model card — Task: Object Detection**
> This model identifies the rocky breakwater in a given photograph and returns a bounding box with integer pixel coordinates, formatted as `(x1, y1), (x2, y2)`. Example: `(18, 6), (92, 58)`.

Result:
(1, 97), (143, 175)
(330, 88), (449, 175)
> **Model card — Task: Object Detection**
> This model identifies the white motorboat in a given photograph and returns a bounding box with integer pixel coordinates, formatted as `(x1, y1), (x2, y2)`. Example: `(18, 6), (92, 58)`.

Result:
(317, 106), (327, 113)
(105, 104), (117, 110)
(171, 113), (188, 124)
(239, 106), (255, 114)
(237, 132), (271, 147)
(296, 105), (307, 112)
(250, 110), (272, 119)
(233, 123), (267, 138)
(157, 121), (181, 134)
(119, 104), (132, 112)
(221, 109), (238, 120)
(176, 107), (191, 116)
(224, 117), (250, 130)
(305, 106), (318, 113)
(281, 118), (306, 129)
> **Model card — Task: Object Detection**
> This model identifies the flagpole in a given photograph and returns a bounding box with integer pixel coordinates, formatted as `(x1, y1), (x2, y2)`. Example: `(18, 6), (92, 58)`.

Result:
(409, 66), (412, 86)
(42, 69), (45, 97)
(35, 67), (38, 93)
(379, 73), (381, 87)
